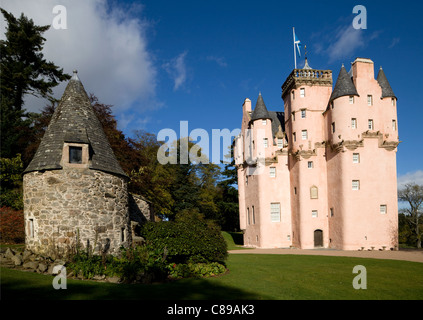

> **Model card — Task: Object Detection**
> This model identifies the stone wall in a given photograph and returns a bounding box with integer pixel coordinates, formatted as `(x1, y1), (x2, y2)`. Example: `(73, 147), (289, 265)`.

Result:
(23, 168), (129, 255)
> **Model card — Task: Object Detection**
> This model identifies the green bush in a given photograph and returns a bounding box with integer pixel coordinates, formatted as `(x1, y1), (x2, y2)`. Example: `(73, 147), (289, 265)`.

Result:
(167, 262), (226, 279)
(67, 244), (168, 283)
(141, 210), (228, 264)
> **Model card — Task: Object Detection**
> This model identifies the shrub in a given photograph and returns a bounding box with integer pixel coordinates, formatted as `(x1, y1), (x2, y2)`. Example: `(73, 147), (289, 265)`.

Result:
(67, 244), (168, 283)
(0, 206), (25, 243)
(167, 262), (226, 279)
(141, 210), (228, 264)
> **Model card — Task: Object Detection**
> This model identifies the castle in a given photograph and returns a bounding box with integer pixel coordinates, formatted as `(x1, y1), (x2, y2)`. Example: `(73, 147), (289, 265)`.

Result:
(234, 57), (399, 250)
(23, 71), (153, 256)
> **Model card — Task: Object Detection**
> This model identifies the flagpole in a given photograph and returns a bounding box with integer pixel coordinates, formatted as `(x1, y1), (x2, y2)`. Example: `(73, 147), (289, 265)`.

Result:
(293, 27), (296, 69)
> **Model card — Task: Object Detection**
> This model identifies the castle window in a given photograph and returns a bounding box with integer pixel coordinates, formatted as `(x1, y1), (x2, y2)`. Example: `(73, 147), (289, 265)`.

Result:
(301, 109), (306, 118)
(310, 186), (318, 199)
(332, 122), (335, 133)
(330, 208), (334, 217)
(292, 112), (295, 121)
(246, 175), (248, 185)
(262, 119), (267, 125)
(391, 98), (396, 106)
(121, 228), (125, 242)
(277, 138), (284, 148)
(307, 161), (313, 169)
(380, 204), (387, 214)
(263, 138), (268, 148)
(294, 187), (297, 195)
(392, 120), (397, 131)
(349, 96), (355, 104)
(368, 119), (374, 130)
(69, 146), (82, 164)
(367, 95), (373, 106)
(312, 210), (318, 218)
(352, 180), (360, 190)
(293, 132), (296, 142)
(28, 219), (34, 238)
(353, 153), (360, 163)
(351, 118), (357, 129)
(301, 130), (308, 140)
(292, 91), (295, 100)
(252, 206), (255, 224)
(270, 203), (281, 222)
(300, 88), (305, 98)
(247, 207), (250, 225)
(270, 167), (276, 178)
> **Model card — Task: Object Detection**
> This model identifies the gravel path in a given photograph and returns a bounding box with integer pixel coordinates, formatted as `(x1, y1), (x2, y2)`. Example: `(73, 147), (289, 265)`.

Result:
(229, 248), (423, 263)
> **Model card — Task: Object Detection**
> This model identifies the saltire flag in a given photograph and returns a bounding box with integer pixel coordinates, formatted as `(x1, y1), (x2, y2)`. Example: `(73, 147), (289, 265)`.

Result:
(294, 31), (301, 57)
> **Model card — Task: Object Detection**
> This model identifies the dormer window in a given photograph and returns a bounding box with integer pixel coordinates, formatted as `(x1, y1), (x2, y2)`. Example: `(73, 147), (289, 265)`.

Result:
(62, 142), (89, 167)
(69, 146), (82, 164)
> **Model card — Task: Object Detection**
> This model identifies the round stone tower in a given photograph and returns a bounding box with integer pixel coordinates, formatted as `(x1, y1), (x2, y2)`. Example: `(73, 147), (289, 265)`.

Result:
(23, 71), (130, 256)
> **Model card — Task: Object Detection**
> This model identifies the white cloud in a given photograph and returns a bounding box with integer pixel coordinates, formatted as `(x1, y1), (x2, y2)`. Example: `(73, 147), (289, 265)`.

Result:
(389, 37), (400, 49)
(326, 25), (365, 62)
(206, 55), (227, 67)
(162, 51), (188, 91)
(0, 0), (158, 113)
(398, 170), (423, 189)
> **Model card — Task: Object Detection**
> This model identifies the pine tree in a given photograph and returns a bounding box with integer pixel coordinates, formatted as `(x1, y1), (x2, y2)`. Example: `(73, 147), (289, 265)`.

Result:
(0, 8), (70, 157)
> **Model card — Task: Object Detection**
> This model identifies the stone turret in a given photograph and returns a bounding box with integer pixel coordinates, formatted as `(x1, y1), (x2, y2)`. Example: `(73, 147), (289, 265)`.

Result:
(23, 71), (132, 256)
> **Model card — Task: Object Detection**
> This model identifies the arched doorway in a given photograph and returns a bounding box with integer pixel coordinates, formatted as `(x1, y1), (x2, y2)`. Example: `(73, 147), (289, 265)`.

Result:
(314, 229), (323, 247)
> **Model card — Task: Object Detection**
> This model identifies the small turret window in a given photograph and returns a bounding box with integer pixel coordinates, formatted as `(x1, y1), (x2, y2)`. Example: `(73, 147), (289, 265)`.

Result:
(300, 88), (305, 98)
(349, 96), (355, 104)
(69, 146), (82, 164)
(368, 119), (374, 130)
(367, 95), (373, 106)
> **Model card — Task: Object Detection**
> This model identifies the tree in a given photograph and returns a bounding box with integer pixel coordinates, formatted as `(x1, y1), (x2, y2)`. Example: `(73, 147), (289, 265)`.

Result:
(216, 144), (239, 231)
(398, 183), (423, 248)
(0, 8), (70, 158)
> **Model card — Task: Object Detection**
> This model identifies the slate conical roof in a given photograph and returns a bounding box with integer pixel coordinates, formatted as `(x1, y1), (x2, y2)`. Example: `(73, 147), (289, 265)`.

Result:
(329, 65), (359, 102)
(377, 67), (396, 99)
(250, 93), (272, 122)
(24, 71), (127, 178)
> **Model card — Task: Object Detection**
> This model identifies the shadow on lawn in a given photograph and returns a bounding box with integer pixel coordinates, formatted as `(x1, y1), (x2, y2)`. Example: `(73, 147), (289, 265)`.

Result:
(1, 268), (260, 300)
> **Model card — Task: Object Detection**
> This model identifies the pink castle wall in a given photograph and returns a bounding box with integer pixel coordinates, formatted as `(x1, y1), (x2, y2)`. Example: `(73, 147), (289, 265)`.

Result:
(236, 58), (399, 250)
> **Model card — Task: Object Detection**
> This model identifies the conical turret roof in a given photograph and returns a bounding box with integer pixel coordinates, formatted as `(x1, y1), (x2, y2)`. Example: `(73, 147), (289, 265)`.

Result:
(377, 67), (396, 99)
(24, 71), (127, 178)
(250, 93), (272, 122)
(329, 65), (359, 102)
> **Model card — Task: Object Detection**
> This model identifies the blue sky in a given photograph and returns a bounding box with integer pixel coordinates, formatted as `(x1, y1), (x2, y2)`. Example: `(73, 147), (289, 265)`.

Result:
(2, 0), (422, 185)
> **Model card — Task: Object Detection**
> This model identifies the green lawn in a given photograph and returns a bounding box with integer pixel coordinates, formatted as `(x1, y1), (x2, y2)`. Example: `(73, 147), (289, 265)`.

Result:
(2, 254), (422, 300)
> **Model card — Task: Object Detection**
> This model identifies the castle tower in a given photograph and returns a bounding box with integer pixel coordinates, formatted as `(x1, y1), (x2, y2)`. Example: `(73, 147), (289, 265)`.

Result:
(23, 71), (131, 255)
(281, 59), (333, 248)
(236, 93), (291, 248)
(324, 58), (399, 250)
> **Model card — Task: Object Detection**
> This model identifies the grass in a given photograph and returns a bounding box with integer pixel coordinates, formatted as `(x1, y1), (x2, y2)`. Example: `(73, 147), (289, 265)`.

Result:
(2, 254), (422, 300)
(221, 231), (251, 251)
